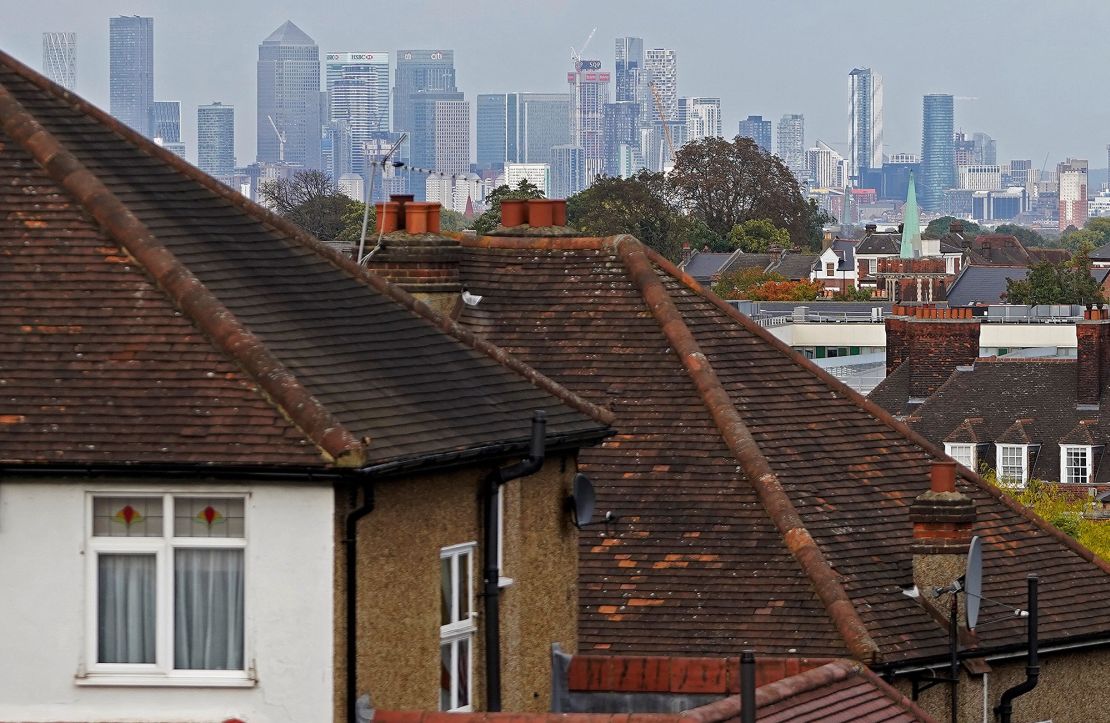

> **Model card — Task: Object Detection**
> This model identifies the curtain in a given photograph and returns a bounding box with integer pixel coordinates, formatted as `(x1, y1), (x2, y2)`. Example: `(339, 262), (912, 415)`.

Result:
(174, 548), (244, 670)
(98, 554), (156, 664)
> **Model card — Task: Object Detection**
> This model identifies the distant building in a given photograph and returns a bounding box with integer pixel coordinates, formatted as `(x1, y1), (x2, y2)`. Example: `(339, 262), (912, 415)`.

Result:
(806, 141), (847, 189)
(973, 132), (997, 165)
(322, 120), (353, 180)
(257, 21), (322, 170)
(919, 93), (955, 211)
(568, 60), (610, 183)
(410, 94), (468, 178)
(325, 51), (390, 175)
(643, 48), (678, 123)
(738, 115), (772, 153)
(848, 67), (883, 183)
(875, 158), (921, 201)
(197, 102), (235, 181)
(1003, 159), (1037, 200)
(337, 173), (364, 202)
(149, 100), (180, 144)
(972, 188), (1027, 221)
(776, 113), (805, 172)
(603, 101), (641, 177)
(959, 164), (1002, 191)
(42, 32), (76, 90)
(1058, 158), (1089, 231)
(685, 97), (722, 142)
(476, 93), (507, 171)
(109, 16), (154, 137)
(550, 145), (587, 198)
(502, 162), (549, 195)
(393, 49), (456, 136)
(614, 37), (644, 103)
(514, 93), (571, 165)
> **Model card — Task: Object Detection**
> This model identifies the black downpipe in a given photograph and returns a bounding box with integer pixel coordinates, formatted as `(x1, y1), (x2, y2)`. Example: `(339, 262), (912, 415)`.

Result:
(995, 575), (1039, 723)
(740, 649), (756, 723)
(484, 411), (547, 712)
(346, 483), (376, 723)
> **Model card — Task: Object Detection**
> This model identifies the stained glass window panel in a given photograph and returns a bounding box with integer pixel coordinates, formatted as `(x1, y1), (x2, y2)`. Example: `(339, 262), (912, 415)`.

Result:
(174, 497), (245, 537)
(93, 497), (163, 537)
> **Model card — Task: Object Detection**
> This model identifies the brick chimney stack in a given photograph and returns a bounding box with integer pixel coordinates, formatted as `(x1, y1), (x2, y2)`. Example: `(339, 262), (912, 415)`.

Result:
(364, 197), (463, 316)
(908, 461), (976, 621)
(885, 305), (980, 400)
(1076, 311), (1110, 407)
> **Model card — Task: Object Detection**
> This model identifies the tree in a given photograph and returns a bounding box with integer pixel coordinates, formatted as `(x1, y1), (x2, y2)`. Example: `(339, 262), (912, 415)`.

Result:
(994, 223), (1048, 248)
(832, 286), (876, 301)
(440, 208), (468, 232)
(669, 136), (820, 249)
(260, 170), (362, 243)
(470, 179), (544, 234)
(1004, 251), (1105, 306)
(711, 268), (822, 301)
(727, 218), (791, 253)
(922, 216), (982, 239)
(567, 170), (693, 261)
(1060, 218), (1110, 253)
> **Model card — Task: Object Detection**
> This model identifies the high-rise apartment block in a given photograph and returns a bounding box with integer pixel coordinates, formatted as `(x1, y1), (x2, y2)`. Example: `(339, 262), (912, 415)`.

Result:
(257, 21), (322, 170)
(643, 48), (678, 123)
(325, 51), (390, 175)
(149, 101), (180, 143)
(806, 141), (847, 189)
(738, 115), (772, 153)
(919, 94), (955, 211)
(393, 50), (456, 135)
(109, 16), (154, 137)
(684, 97), (722, 142)
(776, 114), (805, 172)
(550, 145), (587, 198)
(848, 67), (883, 183)
(568, 60), (610, 183)
(614, 37), (644, 103)
(42, 32), (76, 90)
(197, 102), (235, 181)
(502, 162), (550, 196)
(1058, 158), (1089, 231)
(958, 164), (1002, 191)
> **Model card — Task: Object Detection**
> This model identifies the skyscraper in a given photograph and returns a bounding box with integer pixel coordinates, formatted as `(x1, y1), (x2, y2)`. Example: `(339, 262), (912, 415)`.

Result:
(848, 67), (883, 182)
(410, 93), (468, 176)
(42, 32), (76, 90)
(550, 145), (587, 198)
(776, 114), (805, 173)
(685, 97), (722, 142)
(325, 51), (390, 175)
(919, 94), (955, 211)
(643, 48), (678, 124)
(738, 115), (772, 153)
(393, 50), (456, 135)
(806, 141), (847, 189)
(1058, 158), (1089, 231)
(109, 16), (154, 137)
(257, 21), (322, 170)
(149, 101), (180, 143)
(476, 93), (508, 171)
(197, 102), (235, 180)
(568, 60), (610, 183)
(614, 37), (644, 103)
(603, 101), (641, 177)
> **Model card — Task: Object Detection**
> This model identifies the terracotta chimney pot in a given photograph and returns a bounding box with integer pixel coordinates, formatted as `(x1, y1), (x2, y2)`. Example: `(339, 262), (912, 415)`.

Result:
(375, 202), (400, 235)
(426, 203), (442, 234)
(405, 202), (433, 234)
(552, 199), (568, 226)
(501, 199), (527, 228)
(931, 460), (957, 493)
(527, 199), (556, 227)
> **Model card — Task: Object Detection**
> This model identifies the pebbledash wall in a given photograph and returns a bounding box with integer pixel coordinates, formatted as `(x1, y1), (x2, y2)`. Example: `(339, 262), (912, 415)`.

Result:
(0, 478), (334, 723)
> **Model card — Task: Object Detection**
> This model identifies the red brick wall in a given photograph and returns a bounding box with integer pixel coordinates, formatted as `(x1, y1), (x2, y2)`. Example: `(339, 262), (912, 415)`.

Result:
(906, 319), (980, 399)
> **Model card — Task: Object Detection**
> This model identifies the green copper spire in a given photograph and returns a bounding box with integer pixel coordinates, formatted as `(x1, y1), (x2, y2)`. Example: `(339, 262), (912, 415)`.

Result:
(900, 171), (920, 259)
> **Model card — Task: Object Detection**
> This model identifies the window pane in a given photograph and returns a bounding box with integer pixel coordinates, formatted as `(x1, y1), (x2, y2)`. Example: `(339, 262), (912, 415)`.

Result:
(441, 557), (452, 626)
(174, 549), (244, 670)
(456, 637), (470, 709)
(98, 554), (156, 663)
(439, 642), (452, 710)
(93, 497), (163, 537)
(174, 497), (245, 538)
(457, 553), (469, 621)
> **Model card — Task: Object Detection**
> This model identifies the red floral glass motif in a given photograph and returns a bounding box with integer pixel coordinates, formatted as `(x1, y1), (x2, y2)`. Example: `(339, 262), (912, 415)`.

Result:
(113, 504), (142, 527)
(198, 505), (224, 527)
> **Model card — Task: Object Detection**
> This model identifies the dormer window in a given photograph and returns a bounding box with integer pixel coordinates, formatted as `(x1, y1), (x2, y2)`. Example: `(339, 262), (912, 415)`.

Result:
(826, 261), (836, 276)
(1061, 445), (1095, 485)
(997, 443), (1030, 486)
(944, 442), (977, 470)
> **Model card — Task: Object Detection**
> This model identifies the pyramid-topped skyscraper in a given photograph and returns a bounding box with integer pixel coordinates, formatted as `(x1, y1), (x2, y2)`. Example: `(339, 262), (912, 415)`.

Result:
(257, 20), (321, 170)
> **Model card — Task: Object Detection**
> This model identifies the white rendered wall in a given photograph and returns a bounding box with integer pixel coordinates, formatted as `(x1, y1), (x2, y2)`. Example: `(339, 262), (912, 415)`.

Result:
(979, 323), (1076, 350)
(0, 479), (334, 723)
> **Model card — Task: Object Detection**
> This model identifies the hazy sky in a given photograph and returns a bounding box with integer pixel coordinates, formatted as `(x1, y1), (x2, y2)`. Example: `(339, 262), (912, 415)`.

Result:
(4, 0), (1107, 172)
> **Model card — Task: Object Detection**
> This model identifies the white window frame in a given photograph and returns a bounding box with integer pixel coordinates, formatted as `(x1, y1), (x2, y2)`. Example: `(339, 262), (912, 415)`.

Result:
(868, 258), (878, 274)
(945, 442), (977, 471)
(439, 542), (476, 712)
(81, 492), (252, 687)
(997, 443), (1029, 487)
(1061, 445), (1094, 485)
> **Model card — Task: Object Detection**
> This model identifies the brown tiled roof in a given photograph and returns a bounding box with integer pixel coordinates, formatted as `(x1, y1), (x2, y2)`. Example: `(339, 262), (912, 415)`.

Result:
(457, 233), (1110, 666)
(996, 419), (1035, 445)
(943, 418), (988, 444)
(0, 50), (609, 470)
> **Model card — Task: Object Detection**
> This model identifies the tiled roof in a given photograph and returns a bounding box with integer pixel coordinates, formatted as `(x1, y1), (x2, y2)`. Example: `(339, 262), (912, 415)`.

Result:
(855, 234), (901, 256)
(944, 265), (1029, 306)
(1091, 241), (1110, 261)
(943, 418), (988, 444)
(681, 252), (738, 284)
(0, 50), (609, 469)
(721, 252), (774, 275)
(770, 252), (818, 280)
(456, 233), (1110, 665)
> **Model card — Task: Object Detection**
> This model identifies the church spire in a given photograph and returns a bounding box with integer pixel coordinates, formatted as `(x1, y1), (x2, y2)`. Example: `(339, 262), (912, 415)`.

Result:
(900, 171), (920, 259)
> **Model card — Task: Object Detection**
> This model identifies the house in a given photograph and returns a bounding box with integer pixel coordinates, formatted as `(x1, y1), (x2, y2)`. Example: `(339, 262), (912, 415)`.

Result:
(810, 239), (858, 293)
(854, 227), (962, 293)
(679, 249), (818, 290)
(869, 305), (1110, 489)
(0, 50), (612, 722)
(944, 265), (1110, 306)
(439, 212), (1110, 723)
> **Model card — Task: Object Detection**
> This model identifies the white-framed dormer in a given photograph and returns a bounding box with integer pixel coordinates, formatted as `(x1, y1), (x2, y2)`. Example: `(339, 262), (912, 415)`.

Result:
(944, 442), (979, 472)
(996, 443), (1031, 487)
(1060, 444), (1097, 485)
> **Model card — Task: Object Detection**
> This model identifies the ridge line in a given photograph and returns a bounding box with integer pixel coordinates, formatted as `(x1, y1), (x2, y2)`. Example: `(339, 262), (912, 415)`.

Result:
(612, 234), (881, 664)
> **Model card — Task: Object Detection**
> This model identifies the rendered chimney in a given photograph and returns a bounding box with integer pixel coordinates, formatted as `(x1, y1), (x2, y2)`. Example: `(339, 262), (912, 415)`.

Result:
(908, 461), (976, 622)
(364, 199), (463, 317)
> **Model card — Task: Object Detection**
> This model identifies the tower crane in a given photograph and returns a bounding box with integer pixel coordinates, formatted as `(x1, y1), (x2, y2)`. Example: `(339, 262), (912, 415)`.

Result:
(267, 115), (286, 163)
(649, 82), (675, 168)
(570, 27), (597, 66)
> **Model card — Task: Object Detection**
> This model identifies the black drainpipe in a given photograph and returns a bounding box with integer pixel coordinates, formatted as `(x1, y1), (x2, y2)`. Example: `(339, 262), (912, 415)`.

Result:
(346, 482), (376, 723)
(483, 410), (547, 712)
(995, 575), (1039, 723)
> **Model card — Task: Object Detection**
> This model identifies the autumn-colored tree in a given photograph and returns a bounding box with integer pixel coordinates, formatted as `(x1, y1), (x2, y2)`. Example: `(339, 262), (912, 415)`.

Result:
(711, 268), (822, 301)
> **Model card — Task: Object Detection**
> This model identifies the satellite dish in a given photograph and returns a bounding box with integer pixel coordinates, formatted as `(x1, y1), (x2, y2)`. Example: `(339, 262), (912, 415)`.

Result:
(965, 535), (983, 630)
(570, 473), (596, 529)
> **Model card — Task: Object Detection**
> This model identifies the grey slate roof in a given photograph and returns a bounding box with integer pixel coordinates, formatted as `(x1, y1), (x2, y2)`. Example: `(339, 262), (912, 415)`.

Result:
(772, 253), (819, 280)
(681, 251), (736, 285)
(946, 265), (1110, 307)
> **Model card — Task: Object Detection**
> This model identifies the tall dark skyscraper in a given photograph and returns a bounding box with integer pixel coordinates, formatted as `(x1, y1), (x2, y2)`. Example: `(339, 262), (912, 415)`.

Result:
(476, 93), (507, 171)
(920, 94), (955, 211)
(738, 115), (772, 153)
(109, 16), (153, 137)
(614, 37), (643, 103)
(198, 102), (235, 181)
(603, 101), (640, 177)
(477, 92), (571, 170)
(848, 67), (883, 183)
(393, 50), (456, 136)
(256, 21), (322, 170)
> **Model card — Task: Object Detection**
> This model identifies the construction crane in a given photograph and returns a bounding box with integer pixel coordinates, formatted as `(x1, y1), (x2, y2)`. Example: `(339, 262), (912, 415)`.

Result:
(570, 27), (597, 66)
(649, 82), (675, 168)
(267, 115), (286, 163)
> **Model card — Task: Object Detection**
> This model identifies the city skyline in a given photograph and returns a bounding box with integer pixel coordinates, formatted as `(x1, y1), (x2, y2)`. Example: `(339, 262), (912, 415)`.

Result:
(5, 0), (1108, 174)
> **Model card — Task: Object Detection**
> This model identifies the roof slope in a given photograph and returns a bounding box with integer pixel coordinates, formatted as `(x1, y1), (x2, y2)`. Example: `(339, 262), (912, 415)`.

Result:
(0, 50), (608, 469)
(458, 233), (1110, 665)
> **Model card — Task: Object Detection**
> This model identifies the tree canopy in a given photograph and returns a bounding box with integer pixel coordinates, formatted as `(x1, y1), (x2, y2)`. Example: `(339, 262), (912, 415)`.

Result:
(1004, 251), (1105, 306)
(566, 170), (689, 261)
(993, 223), (1048, 248)
(259, 169), (366, 243)
(470, 179), (544, 234)
(711, 268), (823, 301)
(1060, 218), (1110, 254)
(922, 216), (982, 240)
(727, 218), (791, 253)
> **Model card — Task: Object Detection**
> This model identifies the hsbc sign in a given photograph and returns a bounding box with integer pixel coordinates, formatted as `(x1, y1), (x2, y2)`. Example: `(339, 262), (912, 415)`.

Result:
(327, 51), (388, 64)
